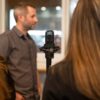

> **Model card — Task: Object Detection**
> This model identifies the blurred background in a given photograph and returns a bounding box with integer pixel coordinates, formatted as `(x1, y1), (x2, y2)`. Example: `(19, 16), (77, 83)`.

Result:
(0, 0), (78, 95)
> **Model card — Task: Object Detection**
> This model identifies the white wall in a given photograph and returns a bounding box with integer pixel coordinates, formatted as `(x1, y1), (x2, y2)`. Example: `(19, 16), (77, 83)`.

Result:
(0, 0), (6, 33)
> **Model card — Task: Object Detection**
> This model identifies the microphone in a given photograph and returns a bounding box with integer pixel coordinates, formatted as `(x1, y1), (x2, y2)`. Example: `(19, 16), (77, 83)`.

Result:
(40, 30), (60, 72)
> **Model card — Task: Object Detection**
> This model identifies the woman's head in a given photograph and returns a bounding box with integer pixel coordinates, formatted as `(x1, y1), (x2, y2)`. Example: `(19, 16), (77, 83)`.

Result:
(67, 0), (100, 99)
(69, 0), (100, 60)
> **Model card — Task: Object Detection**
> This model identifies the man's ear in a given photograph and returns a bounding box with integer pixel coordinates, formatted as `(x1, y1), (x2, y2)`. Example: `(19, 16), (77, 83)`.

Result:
(18, 15), (24, 22)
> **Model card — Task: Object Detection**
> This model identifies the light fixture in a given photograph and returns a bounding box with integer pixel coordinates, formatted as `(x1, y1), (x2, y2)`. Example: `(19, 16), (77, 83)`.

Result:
(56, 6), (61, 11)
(41, 7), (46, 11)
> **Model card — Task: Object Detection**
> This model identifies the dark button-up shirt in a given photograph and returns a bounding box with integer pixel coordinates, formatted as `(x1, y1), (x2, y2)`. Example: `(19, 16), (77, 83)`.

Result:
(0, 26), (38, 99)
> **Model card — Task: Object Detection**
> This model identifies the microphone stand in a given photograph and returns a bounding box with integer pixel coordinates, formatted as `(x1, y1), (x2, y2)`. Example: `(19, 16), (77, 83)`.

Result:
(40, 30), (60, 73)
(40, 46), (59, 73)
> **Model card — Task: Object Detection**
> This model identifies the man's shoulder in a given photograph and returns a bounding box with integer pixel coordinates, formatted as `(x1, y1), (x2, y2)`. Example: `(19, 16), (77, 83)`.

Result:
(0, 31), (9, 39)
(0, 28), (15, 37)
(0, 30), (12, 36)
(0, 30), (15, 44)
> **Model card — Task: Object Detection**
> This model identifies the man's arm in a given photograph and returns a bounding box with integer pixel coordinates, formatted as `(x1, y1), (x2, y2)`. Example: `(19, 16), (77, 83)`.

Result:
(0, 34), (25, 100)
(16, 92), (25, 100)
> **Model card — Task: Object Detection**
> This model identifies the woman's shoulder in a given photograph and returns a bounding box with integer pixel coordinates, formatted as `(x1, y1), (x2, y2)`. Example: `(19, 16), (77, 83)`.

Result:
(48, 59), (73, 88)
(50, 59), (72, 76)
(48, 60), (91, 100)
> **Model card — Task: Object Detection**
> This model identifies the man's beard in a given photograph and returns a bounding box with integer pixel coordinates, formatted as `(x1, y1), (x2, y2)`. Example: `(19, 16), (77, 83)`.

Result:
(24, 25), (33, 30)
(23, 23), (35, 31)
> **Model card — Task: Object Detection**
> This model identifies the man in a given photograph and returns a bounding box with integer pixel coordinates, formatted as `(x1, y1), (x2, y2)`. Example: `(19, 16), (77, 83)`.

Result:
(0, 2), (40, 100)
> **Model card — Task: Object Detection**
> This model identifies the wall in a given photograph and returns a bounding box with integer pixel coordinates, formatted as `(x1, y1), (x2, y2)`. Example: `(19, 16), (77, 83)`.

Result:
(0, 0), (6, 33)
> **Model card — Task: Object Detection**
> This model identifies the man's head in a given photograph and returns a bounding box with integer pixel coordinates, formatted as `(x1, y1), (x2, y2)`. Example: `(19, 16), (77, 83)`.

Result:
(14, 2), (38, 31)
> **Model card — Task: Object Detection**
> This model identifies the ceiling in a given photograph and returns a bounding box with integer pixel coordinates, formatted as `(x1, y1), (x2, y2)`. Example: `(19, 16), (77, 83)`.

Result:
(7, 0), (61, 9)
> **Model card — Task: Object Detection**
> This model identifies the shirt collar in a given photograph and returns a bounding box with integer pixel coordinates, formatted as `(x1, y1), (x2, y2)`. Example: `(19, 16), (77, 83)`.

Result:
(12, 26), (27, 37)
(12, 26), (32, 40)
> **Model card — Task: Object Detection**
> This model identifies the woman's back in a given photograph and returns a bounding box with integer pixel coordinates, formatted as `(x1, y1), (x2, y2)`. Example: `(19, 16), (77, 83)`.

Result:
(42, 60), (91, 100)
(42, 0), (100, 99)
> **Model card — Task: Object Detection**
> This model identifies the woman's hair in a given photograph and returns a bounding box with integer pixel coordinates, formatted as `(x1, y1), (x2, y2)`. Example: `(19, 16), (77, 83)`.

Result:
(66, 0), (100, 99)
(0, 56), (11, 99)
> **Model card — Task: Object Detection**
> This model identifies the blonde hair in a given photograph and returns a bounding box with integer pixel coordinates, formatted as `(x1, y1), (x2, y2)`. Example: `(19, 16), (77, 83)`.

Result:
(66, 0), (100, 99)
(0, 56), (11, 99)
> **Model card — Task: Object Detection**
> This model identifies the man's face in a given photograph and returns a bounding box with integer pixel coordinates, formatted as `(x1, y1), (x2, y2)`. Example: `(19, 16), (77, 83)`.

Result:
(22, 6), (38, 30)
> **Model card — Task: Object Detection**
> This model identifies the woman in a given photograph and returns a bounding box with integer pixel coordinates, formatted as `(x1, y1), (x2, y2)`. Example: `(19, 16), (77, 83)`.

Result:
(0, 56), (15, 100)
(42, 0), (100, 100)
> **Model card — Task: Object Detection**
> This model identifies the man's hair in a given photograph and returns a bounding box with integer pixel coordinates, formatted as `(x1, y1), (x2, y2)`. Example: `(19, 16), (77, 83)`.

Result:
(14, 2), (35, 22)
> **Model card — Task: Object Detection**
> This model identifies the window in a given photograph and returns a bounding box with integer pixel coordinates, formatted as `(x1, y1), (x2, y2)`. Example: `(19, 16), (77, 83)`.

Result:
(70, 0), (78, 15)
